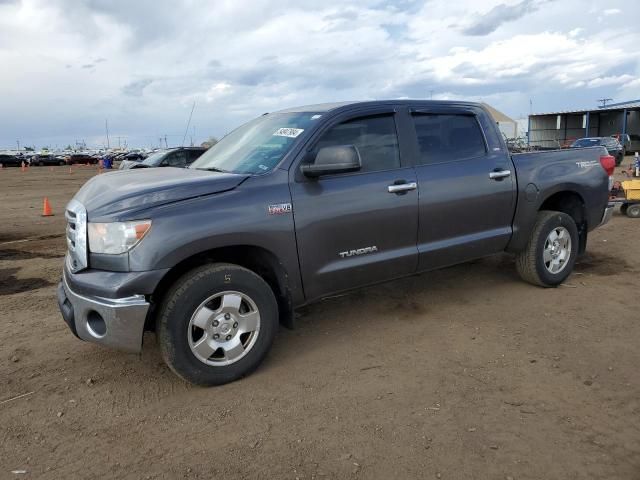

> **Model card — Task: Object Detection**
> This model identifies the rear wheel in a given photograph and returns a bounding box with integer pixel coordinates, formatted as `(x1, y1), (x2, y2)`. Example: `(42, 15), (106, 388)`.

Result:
(621, 204), (629, 215)
(516, 211), (579, 287)
(626, 204), (640, 218)
(157, 263), (278, 386)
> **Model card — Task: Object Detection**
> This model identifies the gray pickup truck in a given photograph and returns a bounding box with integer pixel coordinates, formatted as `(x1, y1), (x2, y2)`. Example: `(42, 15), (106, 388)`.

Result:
(57, 100), (615, 386)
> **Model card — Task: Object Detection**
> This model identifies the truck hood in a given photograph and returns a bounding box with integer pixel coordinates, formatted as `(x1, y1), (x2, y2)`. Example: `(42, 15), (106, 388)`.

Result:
(74, 167), (248, 220)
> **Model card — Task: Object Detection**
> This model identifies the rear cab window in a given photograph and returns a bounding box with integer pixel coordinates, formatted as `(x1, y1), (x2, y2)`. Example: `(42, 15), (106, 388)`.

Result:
(411, 113), (487, 165)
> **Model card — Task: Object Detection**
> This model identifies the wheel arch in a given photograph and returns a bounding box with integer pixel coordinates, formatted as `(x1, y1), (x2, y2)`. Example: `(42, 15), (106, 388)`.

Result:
(538, 190), (588, 254)
(147, 245), (294, 331)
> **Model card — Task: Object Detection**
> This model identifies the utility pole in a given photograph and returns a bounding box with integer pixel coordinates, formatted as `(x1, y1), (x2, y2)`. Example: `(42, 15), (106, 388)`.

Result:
(105, 119), (110, 149)
(598, 98), (613, 108)
(182, 101), (196, 147)
(16, 140), (20, 152)
(164, 135), (168, 149)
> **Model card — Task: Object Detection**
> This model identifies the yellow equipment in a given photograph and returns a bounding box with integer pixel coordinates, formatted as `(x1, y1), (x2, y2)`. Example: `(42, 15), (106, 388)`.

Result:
(621, 180), (640, 200)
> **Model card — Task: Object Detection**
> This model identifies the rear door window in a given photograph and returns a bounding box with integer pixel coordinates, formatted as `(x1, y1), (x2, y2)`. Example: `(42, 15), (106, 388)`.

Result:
(412, 114), (486, 165)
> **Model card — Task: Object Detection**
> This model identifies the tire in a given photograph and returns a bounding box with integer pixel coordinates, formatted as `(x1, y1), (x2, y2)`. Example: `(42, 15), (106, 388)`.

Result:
(515, 210), (579, 287)
(39, 161), (45, 166)
(626, 204), (640, 218)
(157, 263), (278, 386)
(59, 160), (65, 166)
(621, 204), (628, 215)
(615, 155), (622, 166)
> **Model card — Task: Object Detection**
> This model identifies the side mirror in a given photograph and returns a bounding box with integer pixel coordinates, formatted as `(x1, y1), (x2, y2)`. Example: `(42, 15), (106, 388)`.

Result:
(301, 145), (361, 178)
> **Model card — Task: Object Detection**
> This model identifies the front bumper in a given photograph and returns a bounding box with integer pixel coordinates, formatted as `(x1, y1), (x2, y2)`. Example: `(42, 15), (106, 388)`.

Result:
(599, 203), (615, 227)
(57, 270), (150, 353)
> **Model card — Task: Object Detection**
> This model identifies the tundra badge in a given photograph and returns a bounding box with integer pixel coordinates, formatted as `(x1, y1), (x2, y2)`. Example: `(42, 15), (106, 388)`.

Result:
(339, 246), (378, 258)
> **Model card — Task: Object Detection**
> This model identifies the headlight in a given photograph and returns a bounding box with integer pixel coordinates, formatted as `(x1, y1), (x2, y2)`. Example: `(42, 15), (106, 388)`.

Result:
(88, 220), (151, 254)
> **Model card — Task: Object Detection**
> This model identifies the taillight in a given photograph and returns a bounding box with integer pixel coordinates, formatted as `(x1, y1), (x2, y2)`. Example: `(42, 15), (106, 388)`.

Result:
(600, 155), (615, 176)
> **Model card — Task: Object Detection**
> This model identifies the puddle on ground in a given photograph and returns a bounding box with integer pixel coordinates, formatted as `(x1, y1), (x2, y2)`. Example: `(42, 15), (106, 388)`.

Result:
(0, 267), (54, 295)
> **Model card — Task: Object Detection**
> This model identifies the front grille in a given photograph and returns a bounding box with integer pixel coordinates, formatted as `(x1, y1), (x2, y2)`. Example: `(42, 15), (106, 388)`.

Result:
(65, 199), (88, 273)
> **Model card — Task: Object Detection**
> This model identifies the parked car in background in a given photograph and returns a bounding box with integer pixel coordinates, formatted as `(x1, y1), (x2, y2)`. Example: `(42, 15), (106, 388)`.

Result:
(611, 134), (631, 156)
(66, 153), (99, 165)
(119, 147), (207, 170)
(33, 152), (67, 166)
(117, 151), (148, 169)
(0, 153), (22, 167)
(571, 137), (624, 165)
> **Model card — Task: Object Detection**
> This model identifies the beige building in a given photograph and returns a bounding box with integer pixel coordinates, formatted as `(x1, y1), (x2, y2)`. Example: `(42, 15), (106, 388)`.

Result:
(482, 103), (518, 139)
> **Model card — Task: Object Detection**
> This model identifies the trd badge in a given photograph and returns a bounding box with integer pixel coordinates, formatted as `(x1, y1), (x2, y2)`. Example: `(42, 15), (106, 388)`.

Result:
(268, 203), (292, 215)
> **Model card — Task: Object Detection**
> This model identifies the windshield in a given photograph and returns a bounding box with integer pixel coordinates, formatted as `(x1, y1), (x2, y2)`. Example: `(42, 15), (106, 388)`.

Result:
(190, 112), (322, 174)
(571, 138), (602, 147)
(141, 151), (167, 166)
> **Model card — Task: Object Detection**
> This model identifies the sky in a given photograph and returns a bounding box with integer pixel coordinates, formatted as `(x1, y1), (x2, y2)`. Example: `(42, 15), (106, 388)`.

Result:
(0, 0), (639, 149)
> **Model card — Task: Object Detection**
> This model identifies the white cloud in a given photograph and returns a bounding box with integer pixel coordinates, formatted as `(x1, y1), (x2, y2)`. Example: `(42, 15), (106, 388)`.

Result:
(603, 8), (621, 15)
(587, 75), (635, 88)
(0, 0), (638, 148)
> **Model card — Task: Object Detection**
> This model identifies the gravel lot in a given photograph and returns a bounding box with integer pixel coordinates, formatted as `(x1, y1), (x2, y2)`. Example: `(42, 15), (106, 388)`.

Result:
(1, 164), (639, 479)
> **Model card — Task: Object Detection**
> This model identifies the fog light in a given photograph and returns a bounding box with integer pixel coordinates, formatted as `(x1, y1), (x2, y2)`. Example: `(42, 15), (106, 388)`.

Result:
(86, 310), (106, 337)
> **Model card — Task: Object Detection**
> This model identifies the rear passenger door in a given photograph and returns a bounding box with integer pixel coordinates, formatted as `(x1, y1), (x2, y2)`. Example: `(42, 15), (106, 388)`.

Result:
(409, 107), (516, 271)
(291, 109), (419, 300)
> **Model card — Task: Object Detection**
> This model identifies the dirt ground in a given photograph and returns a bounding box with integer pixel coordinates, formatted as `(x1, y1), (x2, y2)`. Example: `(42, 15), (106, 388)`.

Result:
(1, 164), (639, 480)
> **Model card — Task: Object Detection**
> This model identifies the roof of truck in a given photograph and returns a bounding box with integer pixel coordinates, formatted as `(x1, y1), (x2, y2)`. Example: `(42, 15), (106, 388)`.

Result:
(275, 99), (482, 113)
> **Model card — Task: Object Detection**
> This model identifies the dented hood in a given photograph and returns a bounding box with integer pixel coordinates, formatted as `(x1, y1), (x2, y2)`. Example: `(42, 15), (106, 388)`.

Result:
(73, 167), (248, 220)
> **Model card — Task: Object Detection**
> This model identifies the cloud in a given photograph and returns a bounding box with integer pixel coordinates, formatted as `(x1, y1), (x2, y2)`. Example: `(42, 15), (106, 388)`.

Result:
(121, 78), (153, 97)
(462, 0), (543, 36)
(586, 75), (635, 88)
(603, 8), (621, 15)
(0, 0), (638, 148)
(205, 82), (232, 103)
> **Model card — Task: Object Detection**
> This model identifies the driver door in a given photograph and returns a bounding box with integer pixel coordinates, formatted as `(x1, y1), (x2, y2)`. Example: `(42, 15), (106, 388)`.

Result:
(290, 109), (419, 301)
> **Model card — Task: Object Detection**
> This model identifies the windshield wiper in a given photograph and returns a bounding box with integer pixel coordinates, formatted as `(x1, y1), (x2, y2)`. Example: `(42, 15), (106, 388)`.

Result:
(194, 166), (230, 173)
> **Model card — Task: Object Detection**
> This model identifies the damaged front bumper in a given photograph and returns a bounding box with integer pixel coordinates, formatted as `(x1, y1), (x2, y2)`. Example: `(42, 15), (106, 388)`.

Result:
(57, 269), (150, 353)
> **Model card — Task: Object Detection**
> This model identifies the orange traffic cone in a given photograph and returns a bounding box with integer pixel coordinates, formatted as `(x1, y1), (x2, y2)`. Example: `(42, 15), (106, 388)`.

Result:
(42, 197), (54, 217)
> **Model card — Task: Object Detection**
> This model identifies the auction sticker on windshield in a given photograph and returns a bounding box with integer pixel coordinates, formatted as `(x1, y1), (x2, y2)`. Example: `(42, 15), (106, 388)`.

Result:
(273, 127), (304, 138)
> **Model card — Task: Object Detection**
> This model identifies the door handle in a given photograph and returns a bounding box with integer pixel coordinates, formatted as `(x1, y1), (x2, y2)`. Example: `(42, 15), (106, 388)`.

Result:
(388, 182), (417, 193)
(489, 169), (511, 180)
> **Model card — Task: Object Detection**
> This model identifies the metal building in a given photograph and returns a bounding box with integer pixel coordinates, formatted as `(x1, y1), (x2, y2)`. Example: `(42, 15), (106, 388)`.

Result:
(527, 99), (640, 150)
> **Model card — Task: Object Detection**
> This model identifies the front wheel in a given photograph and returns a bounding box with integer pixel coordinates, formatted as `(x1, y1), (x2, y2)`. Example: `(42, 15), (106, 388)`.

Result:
(515, 211), (579, 287)
(157, 263), (278, 386)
